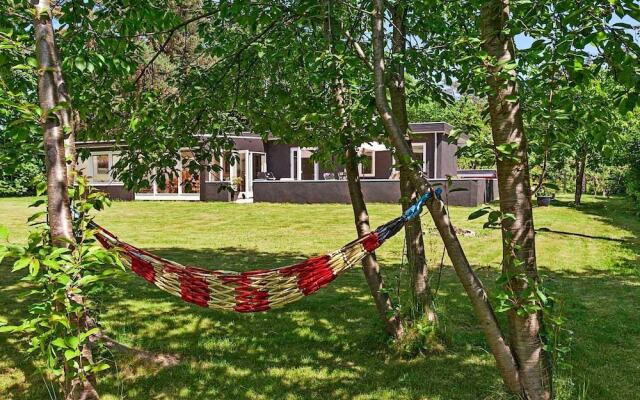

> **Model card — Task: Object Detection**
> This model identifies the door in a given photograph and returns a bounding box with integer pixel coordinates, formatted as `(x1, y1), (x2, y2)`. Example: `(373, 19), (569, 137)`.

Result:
(246, 152), (266, 197)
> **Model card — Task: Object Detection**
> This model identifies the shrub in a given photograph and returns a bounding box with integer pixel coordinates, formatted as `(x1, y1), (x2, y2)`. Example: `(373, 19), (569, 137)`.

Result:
(0, 161), (43, 197)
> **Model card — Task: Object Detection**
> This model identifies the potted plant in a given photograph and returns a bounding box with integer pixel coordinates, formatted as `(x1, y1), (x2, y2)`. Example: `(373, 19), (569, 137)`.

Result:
(535, 185), (556, 206)
(230, 176), (244, 200)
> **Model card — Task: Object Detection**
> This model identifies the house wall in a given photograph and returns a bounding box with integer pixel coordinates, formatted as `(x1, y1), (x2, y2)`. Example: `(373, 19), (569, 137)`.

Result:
(372, 150), (393, 179)
(93, 184), (135, 201)
(438, 132), (459, 178)
(232, 137), (266, 152)
(265, 142), (294, 180)
(200, 182), (231, 201)
(253, 179), (497, 207)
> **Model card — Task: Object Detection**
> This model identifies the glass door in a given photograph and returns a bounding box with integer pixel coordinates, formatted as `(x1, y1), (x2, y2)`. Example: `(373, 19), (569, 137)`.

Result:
(237, 151), (247, 194)
(229, 151), (248, 198)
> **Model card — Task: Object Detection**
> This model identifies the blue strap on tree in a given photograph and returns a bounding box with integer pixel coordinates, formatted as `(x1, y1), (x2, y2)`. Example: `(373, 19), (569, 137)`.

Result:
(402, 187), (443, 221)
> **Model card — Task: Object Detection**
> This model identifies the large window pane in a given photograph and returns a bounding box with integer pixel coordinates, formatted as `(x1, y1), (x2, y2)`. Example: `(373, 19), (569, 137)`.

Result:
(291, 149), (299, 179)
(93, 154), (110, 182)
(156, 171), (179, 193)
(412, 143), (426, 172)
(252, 153), (265, 179)
(208, 158), (222, 182)
(360, 150), (375, 177)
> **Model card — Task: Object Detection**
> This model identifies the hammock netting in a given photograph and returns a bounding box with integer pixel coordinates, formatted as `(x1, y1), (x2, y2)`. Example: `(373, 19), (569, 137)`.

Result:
(91, 189), (441, 313)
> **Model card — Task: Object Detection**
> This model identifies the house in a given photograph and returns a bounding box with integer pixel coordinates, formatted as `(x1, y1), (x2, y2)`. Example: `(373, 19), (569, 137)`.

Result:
(76, 122), (498, 207)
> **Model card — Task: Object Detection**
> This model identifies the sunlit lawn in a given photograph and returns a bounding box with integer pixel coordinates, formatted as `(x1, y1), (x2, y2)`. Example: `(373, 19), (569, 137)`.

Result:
(0, 194), (638, 399)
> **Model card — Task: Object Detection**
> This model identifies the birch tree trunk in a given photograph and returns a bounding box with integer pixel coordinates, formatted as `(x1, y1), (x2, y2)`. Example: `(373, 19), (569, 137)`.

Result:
(345, 147), (405, 338)
(32, 1), (99, 398)
(323, 0), (403, 338)
(370, 0), (522, 393)
(388, 4), (436, 322)
(480, 1), (552, 398)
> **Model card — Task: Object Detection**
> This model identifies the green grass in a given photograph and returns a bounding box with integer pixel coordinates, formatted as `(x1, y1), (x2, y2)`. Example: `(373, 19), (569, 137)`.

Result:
(0, 194), (638, 399)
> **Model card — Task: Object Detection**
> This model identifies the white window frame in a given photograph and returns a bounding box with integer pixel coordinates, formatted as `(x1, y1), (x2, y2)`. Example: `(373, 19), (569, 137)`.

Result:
(358, 149), (376, 178)
(290, 147), (319, 180)
(87, 151), (122, 185)
(412, 142), (427, 172)
(135, 149), (199, 199)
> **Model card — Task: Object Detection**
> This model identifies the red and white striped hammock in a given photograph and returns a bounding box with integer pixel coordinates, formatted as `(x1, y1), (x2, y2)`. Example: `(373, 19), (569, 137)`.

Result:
(91, 189), (440, 313)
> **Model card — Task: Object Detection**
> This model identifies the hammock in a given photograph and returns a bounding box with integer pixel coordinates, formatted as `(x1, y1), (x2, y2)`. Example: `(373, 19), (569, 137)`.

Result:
(90, 188), (441, 313)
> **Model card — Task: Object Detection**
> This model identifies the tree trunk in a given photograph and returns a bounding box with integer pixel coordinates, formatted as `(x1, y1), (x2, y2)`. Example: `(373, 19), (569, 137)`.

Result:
(370, 0), (522, 393)
(32, 1), (99, 399)
(480, 1), (552, 399)
(345, 147), (405, 338)
(574, 151), (586, 205)
(388, 4), (436, 322)
(323, 0), (403, 338)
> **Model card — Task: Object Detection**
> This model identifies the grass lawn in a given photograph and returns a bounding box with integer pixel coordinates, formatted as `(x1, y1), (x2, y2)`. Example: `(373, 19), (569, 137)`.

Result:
(0, 194), (638, 399)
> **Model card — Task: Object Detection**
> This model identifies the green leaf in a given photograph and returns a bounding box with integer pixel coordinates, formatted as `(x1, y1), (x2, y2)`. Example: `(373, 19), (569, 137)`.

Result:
(75, 57), (87, 72)
(29, 199), (46, 208)
(29, 258), (40, 276)
(89, 363), (110, 373)
(79, 328), (100, 342)
(64, 349), (80, 361)
(0, 325), (17, 333)
(36, 181), (47, 196)
(12, 257), (31, 272)
(27, 211), (46, 223)
(488, 210), (502, 223)
(51, 338), (68, 349)
(572, 57), (584, 72)
(468, 207), (491, 220)
(536, 287), (548, 304)
(76, 275), (100, 286)
(0, 226), (8, 241)
(66, 336), (79, 350)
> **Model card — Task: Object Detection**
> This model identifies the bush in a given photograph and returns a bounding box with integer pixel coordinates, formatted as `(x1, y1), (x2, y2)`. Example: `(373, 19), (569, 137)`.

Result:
(624, 138), (640, 206)
(605, 167), (628, 196)
(0, 161), (43, 197)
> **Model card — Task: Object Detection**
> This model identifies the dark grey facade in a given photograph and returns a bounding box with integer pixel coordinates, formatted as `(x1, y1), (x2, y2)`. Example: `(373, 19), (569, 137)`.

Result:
(77, 122), (498, 206)
(252, 179), (498, 207)
(95, 185), (135, 201)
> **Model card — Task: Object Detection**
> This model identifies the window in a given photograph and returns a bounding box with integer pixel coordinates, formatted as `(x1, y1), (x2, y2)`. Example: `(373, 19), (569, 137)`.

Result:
(291, 147), (318, 180)
(208, 158), (222, 182)
(301, 149), (315, 180)
(290, 148), (299, 179)
(412, 143), (427, 172)
(252, 153), (266, 179)
(359, 149), (375, 177)
(92, 154), (111, 183)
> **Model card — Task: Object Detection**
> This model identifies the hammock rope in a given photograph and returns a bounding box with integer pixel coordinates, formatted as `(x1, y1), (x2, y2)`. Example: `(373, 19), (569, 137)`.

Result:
(89, 188), (442, 313)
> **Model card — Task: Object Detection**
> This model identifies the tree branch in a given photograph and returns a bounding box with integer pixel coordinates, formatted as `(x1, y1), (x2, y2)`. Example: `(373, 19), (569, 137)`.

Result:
(132, 9), (220, 86)
(344, 29), (373, 70)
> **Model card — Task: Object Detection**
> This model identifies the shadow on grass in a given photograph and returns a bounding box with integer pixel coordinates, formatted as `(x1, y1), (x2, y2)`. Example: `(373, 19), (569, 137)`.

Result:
(2, 196), (639, 399)
(537, 196), (640, 277)
(93, 246), (504, 400)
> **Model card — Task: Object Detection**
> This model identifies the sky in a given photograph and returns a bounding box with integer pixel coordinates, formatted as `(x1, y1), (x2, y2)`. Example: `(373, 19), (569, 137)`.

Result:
(514, 14), (640, 50)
